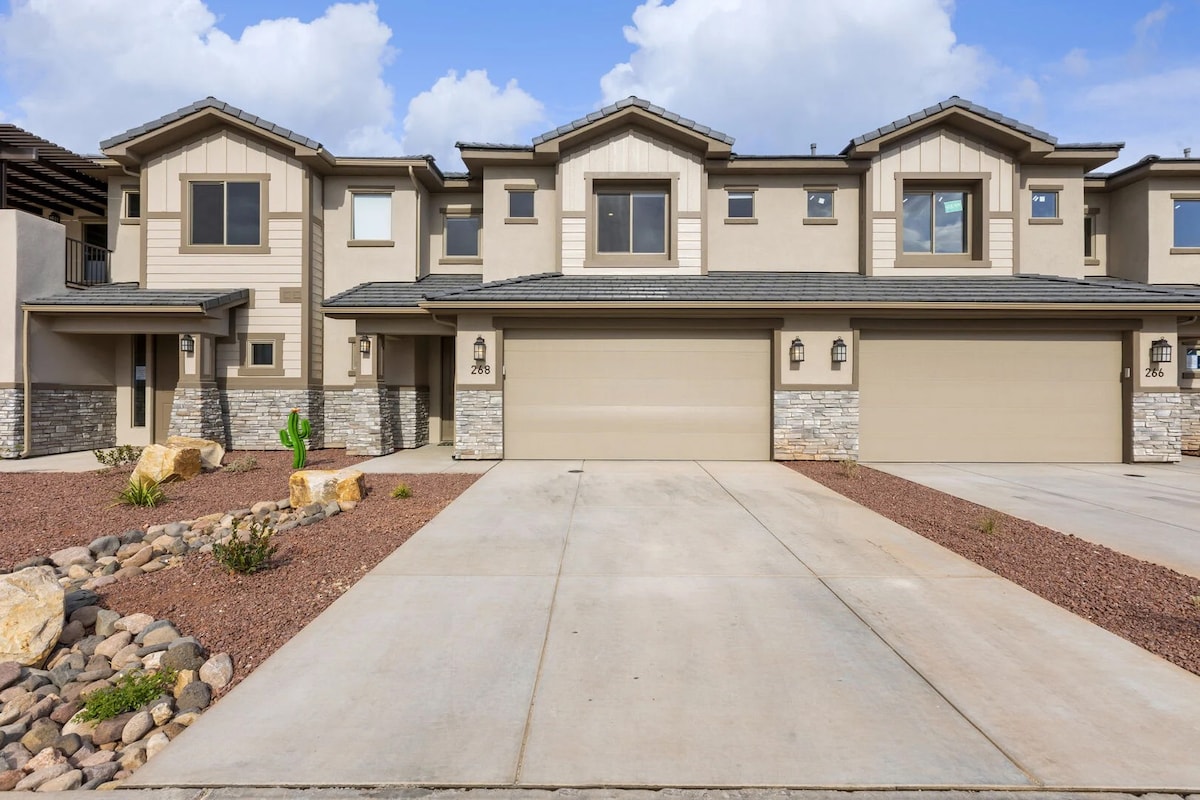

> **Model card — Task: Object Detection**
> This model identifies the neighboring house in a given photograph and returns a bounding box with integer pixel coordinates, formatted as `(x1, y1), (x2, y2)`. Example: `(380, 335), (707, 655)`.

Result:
(3, 96), (1200, 463)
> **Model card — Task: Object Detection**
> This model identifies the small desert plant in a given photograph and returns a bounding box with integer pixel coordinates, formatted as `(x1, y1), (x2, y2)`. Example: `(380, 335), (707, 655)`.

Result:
(212, 518), (279, 575)
(73, 668), (176, 723)
(978, 513), (1001, 535)
(1190, 595), (1200, 610)
(391, 483), (413, 499)
(94, 444), (144, 467)
(837, 459), (860, 479)
(224, 454), (260, 473)
(115, 477), (165, 508)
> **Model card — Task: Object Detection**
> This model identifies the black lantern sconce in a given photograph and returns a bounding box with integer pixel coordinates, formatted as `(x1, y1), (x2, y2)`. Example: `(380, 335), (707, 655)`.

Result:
(179, 334), (195, 354)
(1150, 338), (1173, 364)
(789, 337), (805, 364)
(473, 336), (487, 364)
(358, 335), (371, 357)
(831, 337), (848, 364)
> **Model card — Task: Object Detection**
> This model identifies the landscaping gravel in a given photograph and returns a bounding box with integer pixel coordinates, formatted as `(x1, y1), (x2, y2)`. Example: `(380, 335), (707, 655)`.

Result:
(0, 450), (364, 571)
(791, 461), (1200, 677)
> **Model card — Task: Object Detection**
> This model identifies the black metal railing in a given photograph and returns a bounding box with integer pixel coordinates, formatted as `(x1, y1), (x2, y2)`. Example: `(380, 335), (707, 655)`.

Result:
(65, 237), (111, 287)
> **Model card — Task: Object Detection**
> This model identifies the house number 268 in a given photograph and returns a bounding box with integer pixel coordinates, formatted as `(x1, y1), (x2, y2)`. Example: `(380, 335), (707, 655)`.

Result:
(1145, 368), (1164, 378)
(471, 364), (492, 375)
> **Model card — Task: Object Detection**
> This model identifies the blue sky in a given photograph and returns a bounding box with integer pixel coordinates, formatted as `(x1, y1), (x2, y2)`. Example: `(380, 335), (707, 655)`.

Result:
(0, 1), (1197, 170)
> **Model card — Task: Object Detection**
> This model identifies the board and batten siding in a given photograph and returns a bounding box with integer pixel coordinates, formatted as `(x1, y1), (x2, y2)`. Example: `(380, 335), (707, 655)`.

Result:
(143, 128), (310, 380)
(559, 128), (704, 273)
(870, 128), (1016, 276)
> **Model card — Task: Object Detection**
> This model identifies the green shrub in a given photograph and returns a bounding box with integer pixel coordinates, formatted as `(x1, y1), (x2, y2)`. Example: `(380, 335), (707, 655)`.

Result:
(212, 518), (279, 575)
(94, 445), (144, 468)
(115, 477), (165, 508)
(74, 668), (176, 723)
(224, 454), (260, 473)
(978, 514), (1001, 535)
(390, 483), (413, 499)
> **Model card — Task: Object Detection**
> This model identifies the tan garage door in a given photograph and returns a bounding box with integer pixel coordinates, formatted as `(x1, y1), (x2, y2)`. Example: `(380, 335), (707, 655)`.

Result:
(504, 329), (770, 460)
(859, 331), (1123, 462)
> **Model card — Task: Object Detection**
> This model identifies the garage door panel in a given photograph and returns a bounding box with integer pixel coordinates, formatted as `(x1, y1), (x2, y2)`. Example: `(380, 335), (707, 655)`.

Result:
(860, 332), (1122, 463)
(505, 330), (770, 460)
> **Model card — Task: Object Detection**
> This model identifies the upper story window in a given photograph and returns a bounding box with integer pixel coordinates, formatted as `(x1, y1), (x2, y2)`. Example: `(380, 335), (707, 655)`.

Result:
(508, 189), (535, 219)
(1084, 214), (1095, 259)
(444, 214), (482, 258)
(351, 192), (391, 242)
(903, 190), (968, 254)
(805, 188), (836, 224)
(597, 189), (667, 254)
(1174, 197), (1200, 249)
(726, 190), (754, 220)
(122, 190), (141, 220)
(1030, 188), (1060, 222)
(190, 180), (261, 246)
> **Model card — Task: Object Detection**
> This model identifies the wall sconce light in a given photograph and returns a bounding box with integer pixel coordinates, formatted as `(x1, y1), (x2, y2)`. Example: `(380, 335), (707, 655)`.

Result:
(831, 337), (848, 364)
(1150, 338), (1173, 364)
(473, 335), (487, 364)
(358, 335), (371, 357)
(179, 334), (195, 354)
(789, 337), (805, 364)
(47, 212), (61, 224)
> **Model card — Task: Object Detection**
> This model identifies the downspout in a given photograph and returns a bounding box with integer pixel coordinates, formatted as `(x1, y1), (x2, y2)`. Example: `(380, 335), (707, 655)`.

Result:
(19, 308), (31, 457)
(408, 166), (422, 278)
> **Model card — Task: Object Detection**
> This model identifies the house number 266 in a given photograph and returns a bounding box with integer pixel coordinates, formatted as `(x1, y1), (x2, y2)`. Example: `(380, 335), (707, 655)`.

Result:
(1145, 368), (1164, 378)
(471, 364), (492, 375)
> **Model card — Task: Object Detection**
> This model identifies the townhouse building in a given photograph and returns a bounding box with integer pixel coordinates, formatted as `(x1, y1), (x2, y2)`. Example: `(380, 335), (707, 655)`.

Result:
(2, 95), (1199, 463)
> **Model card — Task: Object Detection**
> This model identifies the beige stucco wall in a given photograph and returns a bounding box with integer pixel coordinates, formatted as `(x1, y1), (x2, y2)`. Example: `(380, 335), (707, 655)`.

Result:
(1084, 191), (1108, 276)
(455, 314), (499, 387)
(0, 211), (67, 384)
(1018, 165), (1086, 278)
(707, 175), (859, 272)
(869, 127), (1016, 276)
(481, 166), (557, 280)
(28, 317), (115, 385)
(323, 177), (420, 289)
(427, 192), (484, 274)
(776, 315), (855, 387)
(1147, 178), (1200, 284)
(108, 179), (141, 283)
(1135, 316), (1179, 391)
(1107, 181), (1150, 283)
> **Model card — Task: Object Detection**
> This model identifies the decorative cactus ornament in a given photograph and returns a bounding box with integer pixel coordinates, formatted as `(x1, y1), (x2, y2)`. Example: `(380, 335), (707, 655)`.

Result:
(279, 408), (311, 469)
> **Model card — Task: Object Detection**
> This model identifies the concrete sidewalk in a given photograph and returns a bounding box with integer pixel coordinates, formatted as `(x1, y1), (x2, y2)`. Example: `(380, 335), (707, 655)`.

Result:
(354, 443), (498, 474)
(0, 450), (103, 472)
(872, 460), (1200, 578)
(126, 460), (1200, 791)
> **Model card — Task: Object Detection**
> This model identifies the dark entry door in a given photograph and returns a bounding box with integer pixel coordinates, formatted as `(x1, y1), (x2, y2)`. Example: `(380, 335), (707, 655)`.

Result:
(153, 335), (180, 443)
(440, 337), (455, 443)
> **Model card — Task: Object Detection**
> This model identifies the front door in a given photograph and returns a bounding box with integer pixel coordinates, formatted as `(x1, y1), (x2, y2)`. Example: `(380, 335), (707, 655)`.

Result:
(153, 335), (180, 443)
(440, 337), (455, 443)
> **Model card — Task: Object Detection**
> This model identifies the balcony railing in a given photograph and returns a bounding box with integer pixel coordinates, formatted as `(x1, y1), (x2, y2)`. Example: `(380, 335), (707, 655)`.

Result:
(65, 237), (111, 287)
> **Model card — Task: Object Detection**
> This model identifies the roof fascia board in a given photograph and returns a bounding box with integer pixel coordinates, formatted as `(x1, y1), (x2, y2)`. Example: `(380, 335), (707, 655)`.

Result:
(1104, 160), (1200, 191)
(846, 108), (1055, 157)
(1037, 148), (1122, 170)
(533, 108), (734, 158)
(710, 158), (865, 174)
(418, 300), (1200, 313)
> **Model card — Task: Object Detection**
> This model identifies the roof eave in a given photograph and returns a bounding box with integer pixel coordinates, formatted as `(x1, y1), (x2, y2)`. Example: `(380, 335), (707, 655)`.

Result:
(843, 107), (1056, 159)
(418, 299), (1200, 313)
(532, 107), (734, 159)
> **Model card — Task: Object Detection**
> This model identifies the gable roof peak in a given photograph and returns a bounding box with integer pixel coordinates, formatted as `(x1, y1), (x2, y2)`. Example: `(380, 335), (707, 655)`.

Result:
(845, 96), (1057, 154)
(99, 96), (323, 153)
(531, 97), (735, 147)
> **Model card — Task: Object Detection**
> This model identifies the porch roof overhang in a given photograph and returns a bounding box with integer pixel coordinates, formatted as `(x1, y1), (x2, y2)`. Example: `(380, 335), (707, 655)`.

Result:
(23, 284), (249, 334)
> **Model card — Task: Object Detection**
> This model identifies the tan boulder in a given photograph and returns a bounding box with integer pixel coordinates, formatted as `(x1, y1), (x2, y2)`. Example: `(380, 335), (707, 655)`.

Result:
(0, 567), (65, 667)
(289, 469), (366, 509)
(132, 444), (201, 484)
(165, 436), (225, 470)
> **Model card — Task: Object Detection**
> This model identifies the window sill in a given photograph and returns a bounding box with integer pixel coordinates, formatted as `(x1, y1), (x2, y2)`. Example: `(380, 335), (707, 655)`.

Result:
(1170, 247), (1200, 255)
(1028, 218), (1063, 225)
(803, 218), (838, 226)
(439, 256), (483, 265)
(895, 255), (992, 269)
(119, 218), (141, 226)
(348, 239), (395, 247)
(504, 217), (538, 225)
(237, 366), (285, 377)
(585, 254), (678, 268)
(180, 244), (270, 255)
(1084, 258), (1101, 267)
(724, 218), (758, 225)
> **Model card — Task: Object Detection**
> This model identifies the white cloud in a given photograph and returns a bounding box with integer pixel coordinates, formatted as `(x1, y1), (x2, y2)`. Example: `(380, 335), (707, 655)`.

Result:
(1061, 48), (1089, 78)
(0, 0), (398, 155)
(400, 70), (545, 170)
(1132, 2), (1172, 59)
(599, 0), (991, 154)
(1064, 66), (1200, 163)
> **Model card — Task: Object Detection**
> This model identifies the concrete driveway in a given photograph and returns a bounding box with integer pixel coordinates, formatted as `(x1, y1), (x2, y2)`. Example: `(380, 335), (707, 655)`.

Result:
(128, 460), (1200, 791)
(873, 460), (1200, 579)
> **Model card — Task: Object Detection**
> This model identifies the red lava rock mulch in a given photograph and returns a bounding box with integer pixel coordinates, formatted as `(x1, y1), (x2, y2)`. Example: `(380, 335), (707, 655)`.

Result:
(0, 449), (364, 571)
(790, 461), (1200, 676)
(99, 472), (478, 690)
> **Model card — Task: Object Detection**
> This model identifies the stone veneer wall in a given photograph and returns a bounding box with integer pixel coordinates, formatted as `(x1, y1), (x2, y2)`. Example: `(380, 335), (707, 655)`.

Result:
(1181, 392), (1200, 453)
(390, 387), (430, 450)
(344, 386), (394, 456)
(773, 390), (859, 461)
(1131, 391), (1182, 462)
(0, 388), (22, 458)
(29, 388), (117, 457)
(218, 389), (325, 451)
(455, 389), (502, 459)
(323, 388), (355, 448)
(169, 386), (226, 444)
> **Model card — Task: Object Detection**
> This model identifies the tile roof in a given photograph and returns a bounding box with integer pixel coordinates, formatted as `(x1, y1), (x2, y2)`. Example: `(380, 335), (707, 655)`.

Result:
(456, 142), (534, 151)
(323, 274), (483, 308)
(26, 283), (249, 311)
(531, 97), (735, 147)
(846, 97), (1057, 152)
(100, 97), (324, 151)
(419, 271), (1199, 306)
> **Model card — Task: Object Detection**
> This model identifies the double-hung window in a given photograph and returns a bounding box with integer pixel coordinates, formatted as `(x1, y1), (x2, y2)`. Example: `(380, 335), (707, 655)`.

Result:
(596, 189), (667, 254)
(190, 180), (261, 246)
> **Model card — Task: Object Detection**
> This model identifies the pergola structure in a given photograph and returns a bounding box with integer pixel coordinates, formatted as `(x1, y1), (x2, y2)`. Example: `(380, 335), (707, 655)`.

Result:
(0, 124), (107, 219)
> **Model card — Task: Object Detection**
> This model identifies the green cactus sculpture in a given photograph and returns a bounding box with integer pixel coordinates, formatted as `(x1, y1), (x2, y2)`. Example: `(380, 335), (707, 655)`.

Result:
(279, 408), (311, 469)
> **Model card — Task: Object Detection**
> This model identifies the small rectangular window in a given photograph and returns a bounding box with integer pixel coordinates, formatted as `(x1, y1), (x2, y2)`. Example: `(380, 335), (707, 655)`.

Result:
(1175, 199), (1200, 248)
(508, 190), (535, 218)
(807, 190), (834, 218)
(190, 181), (260, 246)
(250, 342), (274, 367)
(132, 334), (146, 428)
(445, 216), (481, 257)
(1032, 190), (1059, 219)
(727, 191), (754, 218)
(124, 191), (141, 220)
(1084, 215), (1095, 259)
(352, 193), (391, 240)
